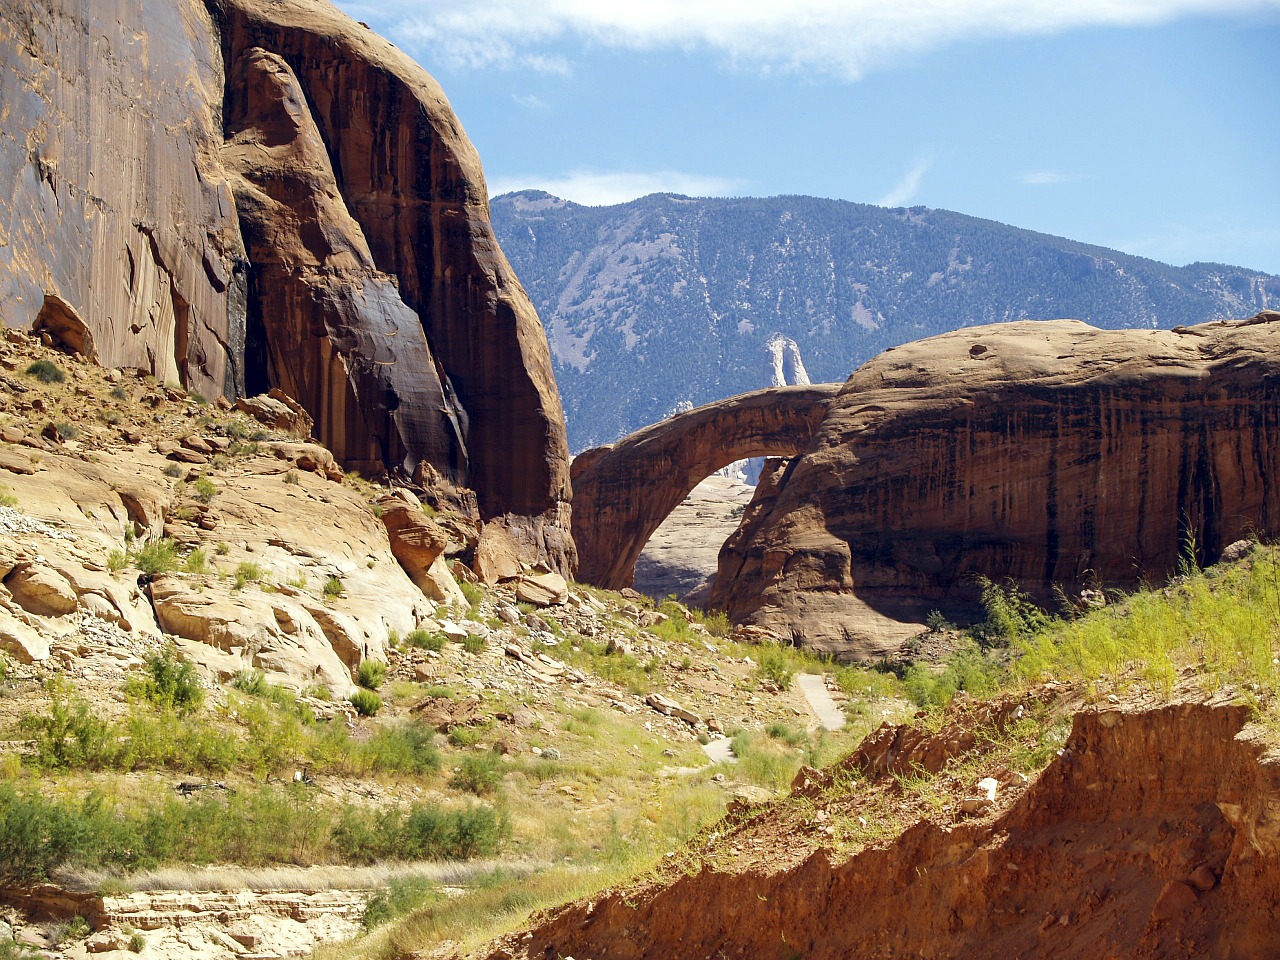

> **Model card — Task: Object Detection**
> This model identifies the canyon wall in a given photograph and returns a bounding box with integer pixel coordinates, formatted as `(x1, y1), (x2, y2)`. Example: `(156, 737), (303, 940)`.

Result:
(718, 312), (1280, 658)
(0, 0), (573, 571)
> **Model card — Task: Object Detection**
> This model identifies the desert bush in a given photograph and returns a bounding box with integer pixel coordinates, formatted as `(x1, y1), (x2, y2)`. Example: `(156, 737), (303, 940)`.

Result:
(126, 649), (204, 713)
(0, 485), (16, 509)
(232, 669), (268, 696)
(406, 629), (446, 652)
(902, 643), (1002, 709)
(191, 476), (217, 503)
(323, 575), (345, 598)
(970, 577), (1050, 647)
(462, 633), (486, 654)
(25, 359), (64, 383)
(135, 538), (180, 575)
(183, 548), (209, 574)
(450, 750), (504, 795)
(21, 682), (110, 768)
(754, 643), (795, 690)
(350, 689), (382, 717)
(356, 659), (388, 690)
(363, 876), (443, 930)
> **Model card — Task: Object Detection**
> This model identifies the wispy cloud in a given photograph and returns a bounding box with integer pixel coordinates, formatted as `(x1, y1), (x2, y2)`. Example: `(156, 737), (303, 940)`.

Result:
(512, 93), (550, 110)
(1019, 169), (1085, 185)
(488, 169), (748, 206)
(340, 0), (1280, 79)
(877, 158), (933, 207)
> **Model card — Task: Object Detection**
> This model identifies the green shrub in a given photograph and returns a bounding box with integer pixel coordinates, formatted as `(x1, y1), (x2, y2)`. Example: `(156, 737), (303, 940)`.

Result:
(109, 384), (129, 401)
(52, 421), (78, 440)
(0, 783), (85, 882)
(283, 470), (300, 485)
(107, 549), (127, 573)
(162, 462), (182, 478)
(350, 689), (382, 717)
(135, 538), (180, 575)
(971, 577), (1050, 648)
(215, 541), (230, 556)
(323, 575), (345, 598)
(363, 876), (443, 930)
(0, 485), (16, 509)
(450, 750), (504, 795)
(128, 932), (145, 953)
(126, 649), (204, 713)
(461, 633), (486, 654)
(234, 561), (264, 590)
(21, 682), (110, 769)
(902, 643), (1002, 709)
(25, 359), (65, 383)
(754, 643), (795, 690)
(459, 581), (484, 609)
(356, 659), (388, 690)
(232, 669), (268, 696)
(183, 548), (209, 574)
(361, 724), (441, 776)
(406, 629), (446, 652)
(191, 476), (217, 504)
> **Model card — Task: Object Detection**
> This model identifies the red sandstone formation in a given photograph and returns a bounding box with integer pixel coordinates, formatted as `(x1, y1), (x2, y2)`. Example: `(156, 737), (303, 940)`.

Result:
(482, 699), (1280, 960)
(571, 384), (841, 590)
(719, 312), (1280, 657)
(0, 0), (573, 572)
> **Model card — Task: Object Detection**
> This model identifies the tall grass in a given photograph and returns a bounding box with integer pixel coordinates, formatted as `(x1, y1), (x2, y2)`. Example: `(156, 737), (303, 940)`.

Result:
(1016, 546), (1280, 698)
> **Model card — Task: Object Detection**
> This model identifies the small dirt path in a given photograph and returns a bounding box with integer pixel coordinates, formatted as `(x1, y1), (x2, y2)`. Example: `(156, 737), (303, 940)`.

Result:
(797, 673), (845, 730)
(702, 736), (736, 764)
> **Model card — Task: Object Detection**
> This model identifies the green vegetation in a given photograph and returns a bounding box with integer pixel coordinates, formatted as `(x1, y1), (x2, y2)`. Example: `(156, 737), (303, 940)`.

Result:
(461, 633), (486, 655)
(459, 580), (484, 609)
(323, 575), (345, 598)
(350, 689), (382, 717)
(135, 538), (181, 575)
(357, 660), (388, 691)
(0, 781), (503, 883)
(191, 475), (217, 504)
(52, 421), (78, 441)
(753, 642), (795, 690)
(0, 485), (16, 509)
(405, 629), (446, 652)
(125, 650), (204, 713)
(25, 359), (65, 383)
(234, 561), (265, 590)
(450, 750), (504, 796)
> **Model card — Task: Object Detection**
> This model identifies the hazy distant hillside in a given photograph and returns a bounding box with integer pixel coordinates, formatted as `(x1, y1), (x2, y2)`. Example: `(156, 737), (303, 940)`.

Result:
(491, 191), (1279, 452)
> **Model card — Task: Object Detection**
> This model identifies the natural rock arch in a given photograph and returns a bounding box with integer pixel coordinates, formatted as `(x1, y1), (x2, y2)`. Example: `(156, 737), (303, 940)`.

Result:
(571, 385), (841, 590)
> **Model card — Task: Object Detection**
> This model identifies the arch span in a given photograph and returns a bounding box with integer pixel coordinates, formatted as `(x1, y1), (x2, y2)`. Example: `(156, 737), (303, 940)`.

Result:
(571, 384), (841, 590)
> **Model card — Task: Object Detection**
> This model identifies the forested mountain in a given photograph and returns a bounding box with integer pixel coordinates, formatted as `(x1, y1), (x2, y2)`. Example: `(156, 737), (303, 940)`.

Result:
(491, 191), (1279, 452)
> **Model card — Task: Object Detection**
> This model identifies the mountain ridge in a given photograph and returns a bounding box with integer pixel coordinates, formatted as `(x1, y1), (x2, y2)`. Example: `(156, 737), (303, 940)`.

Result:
(491, 190), (1279, 453)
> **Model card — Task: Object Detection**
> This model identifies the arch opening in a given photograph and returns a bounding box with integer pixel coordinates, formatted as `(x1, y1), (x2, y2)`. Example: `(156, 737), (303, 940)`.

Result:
(571, 385), (841, 592)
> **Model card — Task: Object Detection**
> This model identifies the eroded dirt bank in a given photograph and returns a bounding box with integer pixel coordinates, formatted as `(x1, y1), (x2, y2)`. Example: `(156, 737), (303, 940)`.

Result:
(482, 699), (1280, 960)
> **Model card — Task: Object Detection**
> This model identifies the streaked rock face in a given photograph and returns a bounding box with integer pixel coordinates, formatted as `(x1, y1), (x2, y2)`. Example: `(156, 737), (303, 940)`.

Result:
(719, 311), (1280, 658)
(0, 0), (573, 573)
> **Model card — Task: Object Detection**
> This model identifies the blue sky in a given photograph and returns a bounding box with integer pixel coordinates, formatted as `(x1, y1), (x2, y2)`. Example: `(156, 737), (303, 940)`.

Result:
(333, 1), (1280, 275)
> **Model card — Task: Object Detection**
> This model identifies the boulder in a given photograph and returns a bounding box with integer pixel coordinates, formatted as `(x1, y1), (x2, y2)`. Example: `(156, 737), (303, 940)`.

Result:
(0, 606), (51, 662)
(4, 562), (78, 616)
(235, 390), (314, 438)
(513, 572), (569, 607)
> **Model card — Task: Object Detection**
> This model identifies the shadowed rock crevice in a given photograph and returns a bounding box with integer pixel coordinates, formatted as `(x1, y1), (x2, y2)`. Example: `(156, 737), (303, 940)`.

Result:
(571, 384), (841, 590)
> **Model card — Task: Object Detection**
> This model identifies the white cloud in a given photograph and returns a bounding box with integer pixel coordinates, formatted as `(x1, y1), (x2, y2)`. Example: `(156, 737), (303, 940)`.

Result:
(512, 93), (550, 110)
(877, 158), (933, 207)
(341, 0), (1280, 79)
(1019, 170), (1085, 185)
(488, 169), (748, 206)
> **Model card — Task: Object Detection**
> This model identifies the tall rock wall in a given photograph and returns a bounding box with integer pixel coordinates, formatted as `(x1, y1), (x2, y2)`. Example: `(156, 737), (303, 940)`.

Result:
(719, 311), (1280, 659)
(0, 0), (245, 397)
(0, 0), (574, 572)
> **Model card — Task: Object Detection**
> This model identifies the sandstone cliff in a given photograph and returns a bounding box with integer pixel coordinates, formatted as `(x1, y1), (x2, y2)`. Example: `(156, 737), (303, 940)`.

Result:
(718, 311), (1280, 658)
(0, 0), (572, 572)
